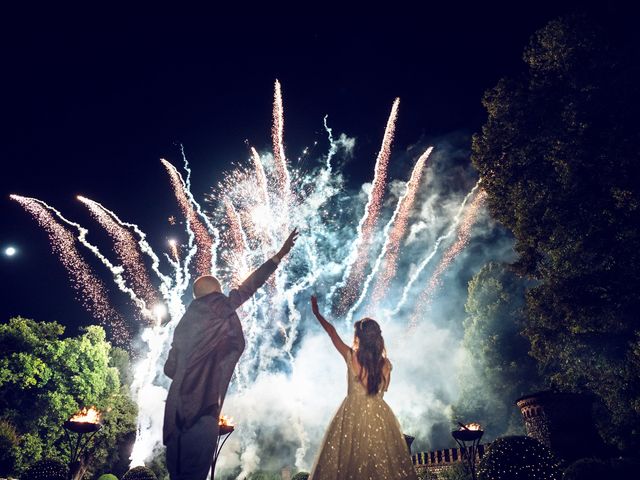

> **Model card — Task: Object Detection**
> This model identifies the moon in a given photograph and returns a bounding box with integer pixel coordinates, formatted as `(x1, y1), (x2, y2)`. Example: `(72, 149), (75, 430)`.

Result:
(4, 246), (17, 257)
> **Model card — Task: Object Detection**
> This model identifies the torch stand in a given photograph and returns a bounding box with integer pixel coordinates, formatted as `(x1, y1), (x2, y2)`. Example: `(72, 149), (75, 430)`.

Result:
(210, 424), (235, 479)
(452, 426), (483, 480)
(63, 420), (102, 480)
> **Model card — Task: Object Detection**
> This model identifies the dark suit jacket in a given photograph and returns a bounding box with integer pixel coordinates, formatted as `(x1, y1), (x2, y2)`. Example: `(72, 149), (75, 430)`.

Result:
(162, 258), (278, 444)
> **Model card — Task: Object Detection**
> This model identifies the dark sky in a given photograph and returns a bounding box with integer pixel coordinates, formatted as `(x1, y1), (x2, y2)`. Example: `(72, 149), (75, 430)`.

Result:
(0, 2), (629, 334)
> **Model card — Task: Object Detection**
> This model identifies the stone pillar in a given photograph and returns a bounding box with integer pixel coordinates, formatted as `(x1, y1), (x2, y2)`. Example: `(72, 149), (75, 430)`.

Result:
(516, 391), (607, 463)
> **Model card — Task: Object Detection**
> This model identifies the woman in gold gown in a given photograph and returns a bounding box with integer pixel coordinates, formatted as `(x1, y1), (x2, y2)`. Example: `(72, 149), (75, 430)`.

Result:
(309, 296), (418, 480)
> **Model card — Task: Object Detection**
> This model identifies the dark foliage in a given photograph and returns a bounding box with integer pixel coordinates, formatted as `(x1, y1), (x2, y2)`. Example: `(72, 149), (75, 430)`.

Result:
(472, 13), (640, 450)
(0, 420), (18, 476)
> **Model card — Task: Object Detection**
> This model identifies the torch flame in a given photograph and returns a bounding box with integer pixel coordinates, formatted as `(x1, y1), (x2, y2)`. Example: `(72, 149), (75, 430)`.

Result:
(461, 422), (482, 431)
(219, 415), (234, 427)
(70, 406), (101, 424)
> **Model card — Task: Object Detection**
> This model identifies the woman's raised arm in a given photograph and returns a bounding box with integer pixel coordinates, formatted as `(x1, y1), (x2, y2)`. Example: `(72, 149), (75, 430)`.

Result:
(311, 296), (350, 359)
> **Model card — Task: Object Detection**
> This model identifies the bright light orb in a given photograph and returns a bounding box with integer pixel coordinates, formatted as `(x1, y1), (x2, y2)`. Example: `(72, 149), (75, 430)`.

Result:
(251, 204), (272, 229)
(4, 246), (17, 257)
(168, 239), (177, 247)
(152, 303), (167, 319)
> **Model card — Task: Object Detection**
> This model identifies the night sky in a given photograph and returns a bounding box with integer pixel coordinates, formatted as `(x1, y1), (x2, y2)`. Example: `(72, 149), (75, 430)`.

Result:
(0, 2), (628, 334)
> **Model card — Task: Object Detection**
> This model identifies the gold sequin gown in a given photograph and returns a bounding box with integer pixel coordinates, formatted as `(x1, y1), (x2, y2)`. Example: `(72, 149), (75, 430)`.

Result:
(309, 352), (418, 480)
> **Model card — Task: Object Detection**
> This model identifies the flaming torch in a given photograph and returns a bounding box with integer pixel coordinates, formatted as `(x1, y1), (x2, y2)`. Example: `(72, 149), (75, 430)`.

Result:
(211, 415), (235, 477)
(452, 422), (484, 480)
(64, 407), (103, 480)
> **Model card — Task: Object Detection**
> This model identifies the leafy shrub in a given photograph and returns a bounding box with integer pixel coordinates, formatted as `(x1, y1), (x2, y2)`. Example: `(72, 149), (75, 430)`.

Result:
(121, 466), (158, 480)
(22, 458), (68, 480)
(0, 420), (18, 477)
(478, 435), (561, 480)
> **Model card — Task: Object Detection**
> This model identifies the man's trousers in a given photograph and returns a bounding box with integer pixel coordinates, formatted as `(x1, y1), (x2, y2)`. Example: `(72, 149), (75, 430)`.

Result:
(166, 415), (218, 480)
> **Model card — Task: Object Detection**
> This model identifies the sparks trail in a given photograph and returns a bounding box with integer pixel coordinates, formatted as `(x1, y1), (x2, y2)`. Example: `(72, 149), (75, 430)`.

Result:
(168, 239), (180, 262)
(251, 147), (270, 205)
(372, 147), (432, 304)
(223, 200), (250, 287)
(179, 147), (222, 271)
(345, 147), (433, 321)
(409, 189), (487, 329)
(10, 195), (129, 342)
(333, 98), (400, 315)
(272, 79), (292, 234)
(161, 159), (214, 276)
(272, 80), (291, 194)
(391, 181), (481, 315)
(76, 197), (174, 299)
(13, 195), (151, 319)
(79, 196), (160, 315)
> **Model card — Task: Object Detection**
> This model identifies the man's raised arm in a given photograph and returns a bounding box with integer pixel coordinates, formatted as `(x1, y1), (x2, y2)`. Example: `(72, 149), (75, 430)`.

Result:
(228, 228), (299, 309)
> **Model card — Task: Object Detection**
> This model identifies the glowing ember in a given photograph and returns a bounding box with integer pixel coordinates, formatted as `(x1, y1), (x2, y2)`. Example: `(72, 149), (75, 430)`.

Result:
(70, 406), (102, 424)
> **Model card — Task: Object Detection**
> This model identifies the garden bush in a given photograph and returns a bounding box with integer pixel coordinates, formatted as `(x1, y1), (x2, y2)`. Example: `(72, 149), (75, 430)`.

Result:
(478, 435), (561, 480)
(121, 466), (158, 480)
(98, 474), (119, 480)
(0, 420), (18, 477)
(21, 458), (68, 480)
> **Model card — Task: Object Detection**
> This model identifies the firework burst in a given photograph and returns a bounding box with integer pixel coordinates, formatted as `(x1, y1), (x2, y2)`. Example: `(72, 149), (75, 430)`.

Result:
(11, 82), (485, 472)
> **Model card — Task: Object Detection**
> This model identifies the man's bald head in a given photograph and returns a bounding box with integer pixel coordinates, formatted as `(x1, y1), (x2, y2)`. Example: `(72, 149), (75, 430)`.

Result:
(193, 275), (222, 298)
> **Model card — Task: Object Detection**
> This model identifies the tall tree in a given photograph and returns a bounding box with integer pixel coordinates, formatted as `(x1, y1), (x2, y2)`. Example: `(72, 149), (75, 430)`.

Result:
(472, 13), (640, 450)
(0, 317), (137, 476)
(454, 262), (542, 439)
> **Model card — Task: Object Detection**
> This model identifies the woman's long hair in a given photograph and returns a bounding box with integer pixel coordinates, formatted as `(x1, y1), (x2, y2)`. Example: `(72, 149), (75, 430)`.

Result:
(353, 318), (386, 395)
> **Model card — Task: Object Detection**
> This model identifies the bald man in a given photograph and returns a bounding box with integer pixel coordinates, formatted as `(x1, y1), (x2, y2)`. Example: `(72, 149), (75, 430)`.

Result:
(163, 229), (298, 480)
